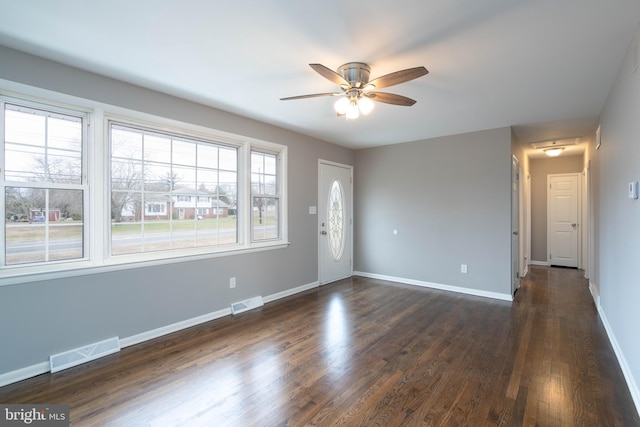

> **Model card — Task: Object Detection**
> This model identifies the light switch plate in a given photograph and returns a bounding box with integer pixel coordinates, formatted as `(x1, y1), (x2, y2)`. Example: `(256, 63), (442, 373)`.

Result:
(629, 182), (638, 199)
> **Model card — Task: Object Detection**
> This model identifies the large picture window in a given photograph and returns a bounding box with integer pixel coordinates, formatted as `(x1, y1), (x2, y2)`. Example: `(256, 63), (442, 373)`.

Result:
(1, 100), (87, 267)
(109, 122), (239, 255)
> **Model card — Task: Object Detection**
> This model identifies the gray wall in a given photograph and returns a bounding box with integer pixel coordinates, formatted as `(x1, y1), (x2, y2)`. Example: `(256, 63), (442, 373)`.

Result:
(595, 26), (640, 402)
(529, 155), (584, 263)
(354, 127), (512, 296)
(0, 47), (355, 374)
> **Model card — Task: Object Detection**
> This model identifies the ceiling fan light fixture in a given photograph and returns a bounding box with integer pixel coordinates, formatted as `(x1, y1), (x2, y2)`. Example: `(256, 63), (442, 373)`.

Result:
(282, 62), (428, 119)
(334, 97), (349, 115)
(358, 96), (375, 115)
(346, 99), (360, 120)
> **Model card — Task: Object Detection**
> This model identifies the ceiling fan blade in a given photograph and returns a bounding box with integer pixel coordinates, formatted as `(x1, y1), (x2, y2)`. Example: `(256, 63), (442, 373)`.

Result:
(367, 66), (428, 89)
(309, 64), (350, 86)
(367, 92), (417, 106)
(280, 92), (341, 101)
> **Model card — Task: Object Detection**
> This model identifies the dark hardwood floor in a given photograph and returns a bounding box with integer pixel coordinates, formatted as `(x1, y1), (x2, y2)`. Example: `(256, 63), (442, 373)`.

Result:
(1, 266), (638, 426)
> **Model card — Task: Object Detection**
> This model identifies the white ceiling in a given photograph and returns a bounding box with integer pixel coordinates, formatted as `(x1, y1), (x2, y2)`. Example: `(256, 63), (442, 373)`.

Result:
(1, 1), (639, 153)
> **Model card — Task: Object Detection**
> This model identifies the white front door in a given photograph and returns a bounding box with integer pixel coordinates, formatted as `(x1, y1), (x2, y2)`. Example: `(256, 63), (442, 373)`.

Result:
(318, 161), (352, 285)
(547, 173), (580, 267)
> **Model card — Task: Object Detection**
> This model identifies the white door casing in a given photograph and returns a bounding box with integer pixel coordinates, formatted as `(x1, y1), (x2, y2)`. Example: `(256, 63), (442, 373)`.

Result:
(582, 166), (589, 278)
(511, 156), (521, 294)
(547, 173), (580, 267)
(318, 161), (353, 285)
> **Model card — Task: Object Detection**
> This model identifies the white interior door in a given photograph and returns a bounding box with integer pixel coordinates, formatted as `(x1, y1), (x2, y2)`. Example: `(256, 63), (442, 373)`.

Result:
(319, 161), (352, 285)
(547, 173), (580, 267)
(511, 156), (520, 294)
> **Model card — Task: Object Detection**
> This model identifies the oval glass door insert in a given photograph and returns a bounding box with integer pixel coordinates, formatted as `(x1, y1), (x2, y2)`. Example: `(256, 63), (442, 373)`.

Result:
(328, 179), (345, 261)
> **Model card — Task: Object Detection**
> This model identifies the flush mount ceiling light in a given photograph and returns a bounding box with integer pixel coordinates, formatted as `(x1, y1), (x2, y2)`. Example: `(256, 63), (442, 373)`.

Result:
(530, 137), (580, 157)
(544, 147), (565, 157)
(280, 62), (428, 120)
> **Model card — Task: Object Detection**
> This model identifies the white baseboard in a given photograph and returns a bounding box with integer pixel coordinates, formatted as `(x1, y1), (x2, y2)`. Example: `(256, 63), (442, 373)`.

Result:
(263, 281), (318, 304)
(119, 308), (231, 349)
(589, 281), (600, 308)
(353, 271), (512, 301)
(0, 280), (319, 388)
(529, 260), (549, 266)
(0, 362), (50, 388)
(596, 300), (640, 417)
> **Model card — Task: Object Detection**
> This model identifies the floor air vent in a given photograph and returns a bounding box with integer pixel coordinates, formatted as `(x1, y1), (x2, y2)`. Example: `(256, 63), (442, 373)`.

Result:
(49, 337), (120, 373)
(231, 296), (264, 315)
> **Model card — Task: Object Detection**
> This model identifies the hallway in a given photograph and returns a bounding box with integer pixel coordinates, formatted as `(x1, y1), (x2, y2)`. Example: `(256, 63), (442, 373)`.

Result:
(505, 265), (638, 425)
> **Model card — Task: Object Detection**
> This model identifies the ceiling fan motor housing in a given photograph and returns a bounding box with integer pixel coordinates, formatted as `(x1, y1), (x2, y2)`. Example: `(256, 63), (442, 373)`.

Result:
(337, 62), (371, 87)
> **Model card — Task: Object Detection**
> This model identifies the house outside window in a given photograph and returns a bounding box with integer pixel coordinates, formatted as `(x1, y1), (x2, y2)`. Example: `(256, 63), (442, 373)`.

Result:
(145, 203), (166, 215)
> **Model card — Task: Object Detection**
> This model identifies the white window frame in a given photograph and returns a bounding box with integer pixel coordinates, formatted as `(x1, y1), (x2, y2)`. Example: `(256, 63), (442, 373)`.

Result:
(145, 203), (166, 215)
(250, 149), (282, 243)
(0, 95), (90, 270)
(0, 84), (288, 286)
(107, 118), (245, 257)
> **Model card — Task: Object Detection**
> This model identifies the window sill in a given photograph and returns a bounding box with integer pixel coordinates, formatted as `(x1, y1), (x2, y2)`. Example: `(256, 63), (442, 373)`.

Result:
(0, 241), (290, 287)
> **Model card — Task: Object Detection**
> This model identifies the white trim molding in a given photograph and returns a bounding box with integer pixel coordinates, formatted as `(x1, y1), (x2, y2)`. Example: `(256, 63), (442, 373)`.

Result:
(589, 281), (600, 308)
(596, 302), (640, 416)
(353, 271), (513, 301)
(0, 362), (50, 389)
(529, 260), (549, 266)
(263, 281), (318, 304)
(119, 308), (231, 349)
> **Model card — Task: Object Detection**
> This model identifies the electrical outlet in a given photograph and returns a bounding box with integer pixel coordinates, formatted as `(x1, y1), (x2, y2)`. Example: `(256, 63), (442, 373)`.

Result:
(461, 264), (468, 274)
(230, 277), (236, 288)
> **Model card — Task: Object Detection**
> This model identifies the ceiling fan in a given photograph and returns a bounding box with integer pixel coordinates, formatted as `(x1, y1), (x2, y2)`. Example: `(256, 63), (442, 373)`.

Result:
(280, 62), (429, 119)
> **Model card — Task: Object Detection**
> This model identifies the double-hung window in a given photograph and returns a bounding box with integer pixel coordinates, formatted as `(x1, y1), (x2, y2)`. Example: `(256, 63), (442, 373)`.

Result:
(1, 98), (88, 267)
(251, 150), (280, 241)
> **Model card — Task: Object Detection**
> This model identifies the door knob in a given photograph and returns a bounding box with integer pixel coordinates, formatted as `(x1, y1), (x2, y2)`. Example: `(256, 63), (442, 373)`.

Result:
(320, 231), (327, 235)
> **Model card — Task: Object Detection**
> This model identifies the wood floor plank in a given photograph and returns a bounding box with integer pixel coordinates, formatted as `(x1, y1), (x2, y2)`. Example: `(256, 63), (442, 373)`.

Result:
(1, 266), (638, 426)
